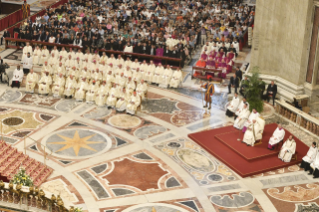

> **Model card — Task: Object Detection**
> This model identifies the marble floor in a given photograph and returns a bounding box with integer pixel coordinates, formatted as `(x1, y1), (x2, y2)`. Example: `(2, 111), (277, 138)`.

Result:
(0, 47), (318, 212)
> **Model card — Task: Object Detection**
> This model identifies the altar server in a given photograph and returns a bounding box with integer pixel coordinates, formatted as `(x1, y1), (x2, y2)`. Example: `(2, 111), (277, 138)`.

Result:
(75, 77), (89, 101)
(309, 149), (319, 178)
(126, 91), (141, 115)
(242, 109), (260, 132)
(52, 73), (66, 97)
(170, 68), (183, 88)
(268, 124), (286, 150)
(233, 103), (250, 130)
(226, 93), (240, 117)
(278, 135), (296, 162)
(95, 81), (109, 107)
(22, 52), (33, 75)
(22, 42), (32, 61)
(301, 142), (317, 171)
(11, 65), (24, 88)
(25, 69), (38, 93)
(242, 119), (262, 146)
(38, 71), (52, 95)
(64, 75), (77, 99)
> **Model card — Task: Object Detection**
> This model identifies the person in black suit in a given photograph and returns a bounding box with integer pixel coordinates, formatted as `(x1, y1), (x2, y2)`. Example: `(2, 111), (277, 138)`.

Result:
(24, 30), (32, 40)
(55, 34), (62, 44)
(163, 46), (171, 57)
(235, 67), (242, 81)
(265, 81), (277, 106)
(1, 29), (10, 46)
(149, 45), (156, 55)
(133, 42), (142, 53)
(239, 76), (249, 97)
(141, 43), (149, 54)
(228, 73), (239, 94)
(42, 31), (50, 42)
(61, 34), (70, 45)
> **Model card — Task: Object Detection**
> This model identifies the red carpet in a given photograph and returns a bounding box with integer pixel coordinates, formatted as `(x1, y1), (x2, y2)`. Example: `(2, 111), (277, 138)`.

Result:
(188, 123), (309, 177)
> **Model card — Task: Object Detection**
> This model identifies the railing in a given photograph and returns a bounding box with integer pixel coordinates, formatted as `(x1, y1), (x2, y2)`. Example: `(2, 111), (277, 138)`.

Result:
(239, 19), (254, 51)
(0, 10), (25, 32)
(4, 38), (182, 68)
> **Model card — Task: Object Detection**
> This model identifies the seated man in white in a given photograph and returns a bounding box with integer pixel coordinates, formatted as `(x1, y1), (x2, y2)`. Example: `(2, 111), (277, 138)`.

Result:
(38, 71), (52, 95)
(278, 135), (296, 162)
(268, 124), (285, 150)
(64, 75), (77, 99)
(106, 84), (119, 108)
(116, 87), (129, 112)
(309, 149), (319, 178)
(233, 103), (250, 130)
(300, 142), (317, 172)
(126, 91), (141, 115)
(234, 97), (249, 120)
(169, 68), (183, 88)
(242, 108), (260, 133)
(11, 65), (24, 89)
(25, 69), (39, 93)
(242, 119), (263, 146)
(75, 77), (89, 102)
(52, 73), (66, 98)
(226, 92), (240, 117)
(95, 81), (110, 107)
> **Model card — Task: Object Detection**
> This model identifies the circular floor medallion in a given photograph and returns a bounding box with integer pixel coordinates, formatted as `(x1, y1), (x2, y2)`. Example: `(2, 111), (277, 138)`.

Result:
(108, 114), (142, 129)
(208, 174), (223, 182)
(3, 117), (24, 126)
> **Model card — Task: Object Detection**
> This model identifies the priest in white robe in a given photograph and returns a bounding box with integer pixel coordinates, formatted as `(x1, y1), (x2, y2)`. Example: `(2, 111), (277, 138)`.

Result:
(39, 46), (49, 65)
(95, 81), (109, 107)
(145, 61), (155, 83)
(22, 52), (33, 75)
(152, 63), (164, 84)
(38, 72), (52, 95)
(243, 109), (260, 132)
(132, 68), (142, 83)
(106, 84), (119, 108)
(235, 98), (249, 119)
(139, 60), (148, 81)
(159, 65), (173, 88)
(309, 148), (319, 178)
(32, 46), (41, 65)
(75, 77), (89, 101)
(136, 80), (148, 99)
(226, 93), (240, 117)
(169, 68), (183, 88)
(301, 142), (317, 172)
(25, 69), (39, 93)
(22, 42), (32, 61)
(268, 124), (286, 150)
(86, 81), (99, 103)
(64, 75), (77, 98)
(41, 61), (50, 77)
(233, 103), (250, 130)
(105, 71), (114, 88)
(126, 77), (136, 93)
(115, 87), (129, 112)
(52, 73), (66, 97)
(278, 135), (296, 162)
(242, 120), (262, 146)
(11, 65), (24, 88)
(126, 91), (141, 115)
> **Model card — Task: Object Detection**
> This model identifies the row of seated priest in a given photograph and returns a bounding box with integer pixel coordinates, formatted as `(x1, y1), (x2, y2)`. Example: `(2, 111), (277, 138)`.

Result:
(301, 142), (319, 179)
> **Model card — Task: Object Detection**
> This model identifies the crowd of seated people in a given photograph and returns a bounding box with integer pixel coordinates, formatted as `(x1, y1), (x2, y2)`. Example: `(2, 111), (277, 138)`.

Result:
(6, 0), (254, 69)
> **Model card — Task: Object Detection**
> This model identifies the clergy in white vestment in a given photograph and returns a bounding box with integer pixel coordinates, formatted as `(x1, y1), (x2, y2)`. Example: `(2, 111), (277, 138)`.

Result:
(80, 67), (90, 82)
(92, 51), (100, 63)
(108, 54), (117, 67)
(106, 63), (114, 76)
(90, 69), (102, 85)
(100, 52), (108, 64)
(99, 61), (107, 76)
(75, 57), (83, 70)
(105, 71), (114, 88)
(22, 52), (33, 75)
(136, 80), (148, 99)
(69, 66), (79, 80)
(123, 66), (132, 80)
(235, 98), (249, 119)
(268, 124), (286, 150)
(39, 46), (50, 65)
(152, 63), (164, 84)
(54, 63), (66, 81)
(124, 57), (132, 68)
(11, 65), (24, 88)
(22, 42), (32, 61)
(126, 91), (141, 115)
(233, 103), (250, 130)
(309, 148), (319, 178)
(115, 64), (124, 76)
(131, 59), (140, 71)
(65, 55), (75, 72)
(86, 81), (100, 103)
(116, 73), (127, 92)
(59, 47), (68, 61)
(38, 72), (52, 95)
(117, 55), (124, 67)
(226, 93), (240, 117)
(68, 48), (76, 60)
(278, 135), (296, 162)
(95, 81), (110, 107)
(116, 87), (129, 112)
(132, 68), (142, 83)
(159, 65), (173, 88)
(25, 69), (39, 93)
(74, 77), (89, 101)
(48, 53), (57, 66)
(76, 49), (84, 61)
(32, 46), (41, 65)
(243, 109), (260, 132)
(41, 61), (51, 77)
(51, 46), (59, 59)
(301, 142), (317, 172)
(52, 73), (66, 97)
(64, 75), (77, 98)
(126, 77), (136, 93)
(242, 120), (262, 146)
(139, 60), (148, 81)
(169, 68), (183, 88)
(106, 84), (119, 108)
(145, 61), (155, 82)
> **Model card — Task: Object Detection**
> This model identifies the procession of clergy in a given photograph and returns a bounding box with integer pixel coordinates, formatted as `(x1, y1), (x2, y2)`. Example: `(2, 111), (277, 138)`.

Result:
(14, 43), (183, 115)
(225, 93), (296, 163)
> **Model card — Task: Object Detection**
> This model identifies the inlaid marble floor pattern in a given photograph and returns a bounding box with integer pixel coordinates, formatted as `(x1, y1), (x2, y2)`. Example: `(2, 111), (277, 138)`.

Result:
(0, 49), (317, 212)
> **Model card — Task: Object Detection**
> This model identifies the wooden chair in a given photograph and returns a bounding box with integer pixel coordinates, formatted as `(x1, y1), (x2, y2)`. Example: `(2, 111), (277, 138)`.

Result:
(275, 140), (284, 150)
(291, 152), (298, 161)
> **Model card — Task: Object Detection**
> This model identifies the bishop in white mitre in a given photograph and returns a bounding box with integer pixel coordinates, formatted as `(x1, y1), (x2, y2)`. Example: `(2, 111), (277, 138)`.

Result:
(116, 87), (129, 112)
(95, 81), (109, 107)
(106, 84), (119, 108)
(136, 80), (148, 99)
(52, 73), (66, 97)
(233, 103), (250, 130)
(32, 46), (41, 65)
(25, 69), (38, 93)
(309, 148), (319, 178)
(226, 93), (240, 117)
(39, 46), (50, 65)
(278, 135), (296, 162)
(242, 120), (262, 146)
(159, 65), (173, 88)
(152, 63), (164, 84)
(75, 77), (89, 101)
(243, 109), (260, 132)
(268, 124), (286, 150)
(22, 42), (32, 61)
(64, 75), (77, 98)
(38, 71), (52, 95)
(301, 142), (317, 172)
(169, 68), (183, 88)
(126, 91), (141, 115)
(235, 98), (249, 119)
(86, 81), (100, 103)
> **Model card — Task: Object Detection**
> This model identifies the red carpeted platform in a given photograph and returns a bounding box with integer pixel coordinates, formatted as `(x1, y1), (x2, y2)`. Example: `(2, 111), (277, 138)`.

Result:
(188, 123), (309, 177)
